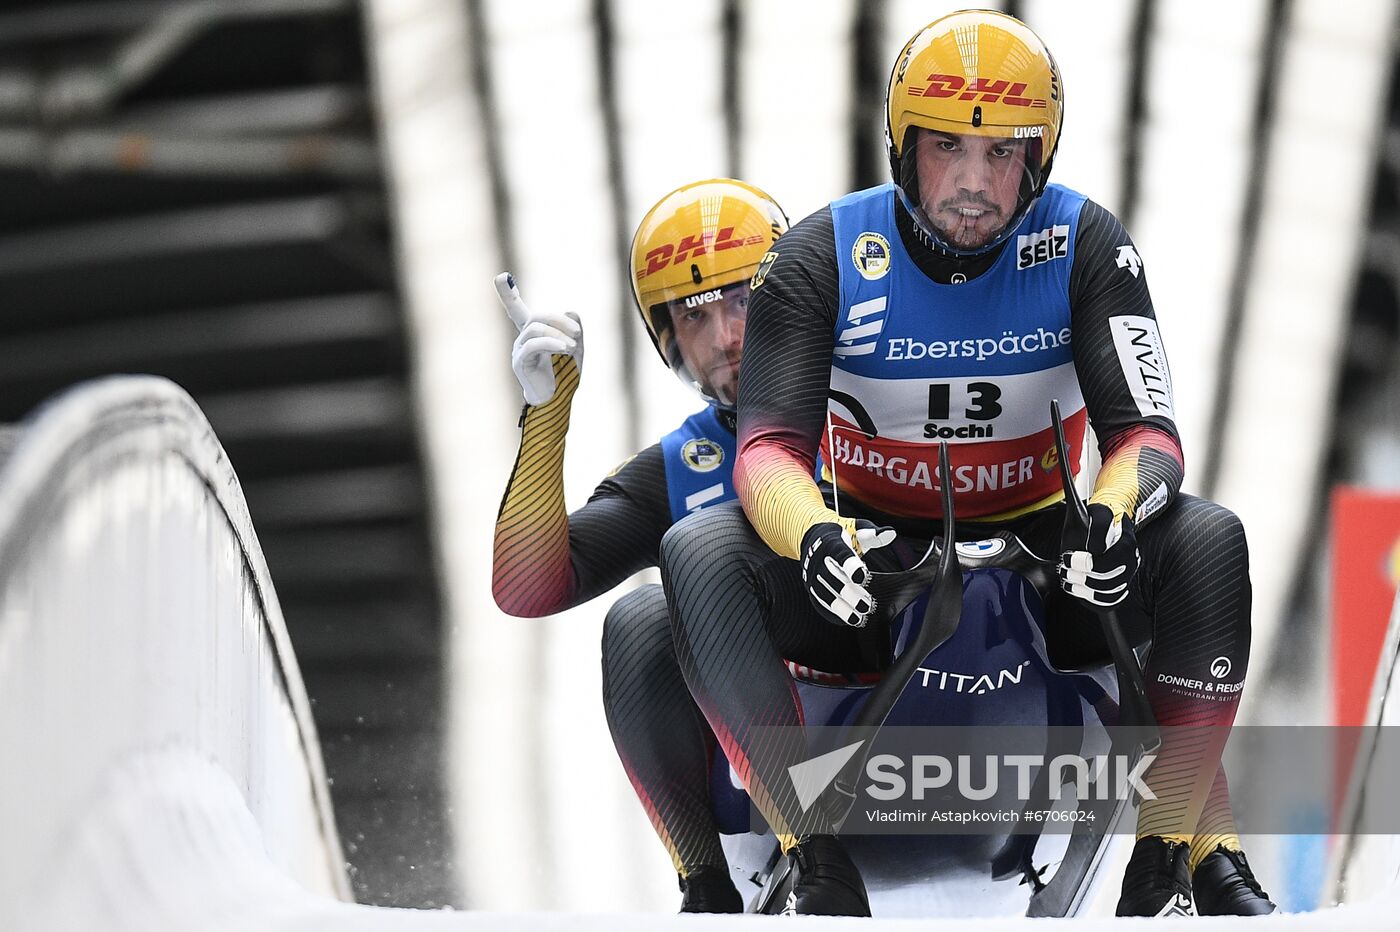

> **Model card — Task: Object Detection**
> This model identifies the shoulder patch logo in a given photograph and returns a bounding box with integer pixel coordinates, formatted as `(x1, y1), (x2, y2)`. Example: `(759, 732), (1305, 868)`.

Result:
(1114, 244), (1143, 278)
(681, 438), (725, 473)
(852, 232), (892, 281)
(750, 250), (778, 290)
(1016, 224), (1069, 270)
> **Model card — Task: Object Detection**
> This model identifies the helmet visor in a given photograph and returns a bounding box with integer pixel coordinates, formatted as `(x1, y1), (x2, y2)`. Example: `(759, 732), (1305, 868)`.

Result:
(897, 126), (1046, 256)
(650, 279), (750, 407)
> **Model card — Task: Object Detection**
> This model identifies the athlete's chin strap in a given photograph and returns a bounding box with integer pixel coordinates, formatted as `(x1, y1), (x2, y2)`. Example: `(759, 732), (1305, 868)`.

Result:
(894, 194), (1010, 284)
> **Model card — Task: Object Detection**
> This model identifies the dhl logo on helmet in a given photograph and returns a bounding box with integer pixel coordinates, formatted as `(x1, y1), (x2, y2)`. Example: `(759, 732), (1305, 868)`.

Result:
(913, 74), (1047, 108)
(636, 227), (766, 279)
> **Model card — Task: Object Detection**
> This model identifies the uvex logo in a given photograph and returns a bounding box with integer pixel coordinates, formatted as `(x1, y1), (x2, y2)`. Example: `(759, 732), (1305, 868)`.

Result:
(913, 74), (1048, 109)
(637, 227), (765, 279)
(684, 289), (725, 308)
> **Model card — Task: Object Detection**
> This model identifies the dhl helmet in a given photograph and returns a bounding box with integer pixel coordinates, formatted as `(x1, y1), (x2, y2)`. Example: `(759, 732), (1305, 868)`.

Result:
(630, 179), (787, 408)
(886, 10), (1063, 256)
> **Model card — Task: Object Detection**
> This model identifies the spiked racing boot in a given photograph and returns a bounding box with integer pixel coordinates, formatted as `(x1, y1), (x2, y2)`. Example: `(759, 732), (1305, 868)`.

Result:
(783, 835), (871, 917)
(1116, 837), (1196, 917)
(678, 866), (744, 913)
(1193, 845), (1277, 916)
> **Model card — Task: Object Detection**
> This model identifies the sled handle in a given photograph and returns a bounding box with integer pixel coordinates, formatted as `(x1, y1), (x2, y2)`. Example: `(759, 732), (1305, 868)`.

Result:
(852, 442), (959, 733)
(1051, 400), (1157, 743)
(828, 444), (961, 824)
(863, 442), (954, 626)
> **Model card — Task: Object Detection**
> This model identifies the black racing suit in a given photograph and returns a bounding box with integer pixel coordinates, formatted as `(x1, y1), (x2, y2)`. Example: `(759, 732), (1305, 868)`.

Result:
(659, 194), (1250, 856)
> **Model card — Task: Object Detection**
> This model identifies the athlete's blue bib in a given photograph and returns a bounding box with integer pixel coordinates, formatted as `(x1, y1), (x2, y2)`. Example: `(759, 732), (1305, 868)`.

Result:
(661, 406), (738, 524)
(660, 406), (825, 524)
(822, 183), (1091, 518)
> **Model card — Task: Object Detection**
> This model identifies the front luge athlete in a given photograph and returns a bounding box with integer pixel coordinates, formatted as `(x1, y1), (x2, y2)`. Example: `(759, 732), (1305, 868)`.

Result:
(659, 10), (1274, 918)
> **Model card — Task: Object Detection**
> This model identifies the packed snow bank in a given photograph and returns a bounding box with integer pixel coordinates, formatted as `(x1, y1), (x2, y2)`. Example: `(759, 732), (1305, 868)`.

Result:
(0, 377), (348, 931)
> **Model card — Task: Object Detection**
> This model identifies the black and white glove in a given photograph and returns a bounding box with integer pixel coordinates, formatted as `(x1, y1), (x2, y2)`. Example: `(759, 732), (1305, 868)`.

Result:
(494, 271), (583, 406)
(801, 521), (897, 628)
(1059, 503), (1138, 608)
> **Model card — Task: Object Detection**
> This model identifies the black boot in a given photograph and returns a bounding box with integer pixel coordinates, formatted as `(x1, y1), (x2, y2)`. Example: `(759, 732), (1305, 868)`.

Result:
(783, 835), (871, 917)
(1116, 837), (1196, 917)
(1193, 845), (1277, 916)
(678, 865), (744, 913)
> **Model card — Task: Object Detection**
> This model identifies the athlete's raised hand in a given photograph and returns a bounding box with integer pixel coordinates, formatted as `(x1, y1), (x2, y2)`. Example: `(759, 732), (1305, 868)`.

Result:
(495, 271), (584, 406)
(1059, 503), (1138, 608)
(801, 521), (897, 628)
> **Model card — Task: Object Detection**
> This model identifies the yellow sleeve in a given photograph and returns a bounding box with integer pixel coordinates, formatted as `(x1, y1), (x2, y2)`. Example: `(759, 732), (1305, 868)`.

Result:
(491, 355), (580, 616)
(734, 444), (855, 560)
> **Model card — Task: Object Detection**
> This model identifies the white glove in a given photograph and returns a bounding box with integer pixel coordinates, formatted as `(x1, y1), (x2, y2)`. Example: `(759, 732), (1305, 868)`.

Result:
(494, 271), (583, 406)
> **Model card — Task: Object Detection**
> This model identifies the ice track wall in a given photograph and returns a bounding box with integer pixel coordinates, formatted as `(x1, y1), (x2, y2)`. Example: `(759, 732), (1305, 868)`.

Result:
(2, 375), (1398, 930)
(0, 377), (350, 931)
(1330, 591), (1400, 904)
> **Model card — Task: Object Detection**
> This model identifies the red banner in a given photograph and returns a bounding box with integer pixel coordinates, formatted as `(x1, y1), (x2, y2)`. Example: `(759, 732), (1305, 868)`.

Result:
(1330, 487), (1400, 728)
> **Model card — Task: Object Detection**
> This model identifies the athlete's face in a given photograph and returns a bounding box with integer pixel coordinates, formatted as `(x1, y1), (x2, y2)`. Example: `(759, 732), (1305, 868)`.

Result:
(912, 128), (1029, 250)
(671, 284), (748, 406)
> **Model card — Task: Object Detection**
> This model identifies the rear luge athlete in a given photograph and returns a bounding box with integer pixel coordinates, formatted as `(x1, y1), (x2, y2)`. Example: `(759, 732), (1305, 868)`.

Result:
(490, 179), (788, 912)
(658, 10), (1274, 918)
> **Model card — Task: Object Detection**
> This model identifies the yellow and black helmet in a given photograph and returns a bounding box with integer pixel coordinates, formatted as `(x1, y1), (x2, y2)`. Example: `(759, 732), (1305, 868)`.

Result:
(886, 10), (1064, 256)
(630, 179), (787, 406)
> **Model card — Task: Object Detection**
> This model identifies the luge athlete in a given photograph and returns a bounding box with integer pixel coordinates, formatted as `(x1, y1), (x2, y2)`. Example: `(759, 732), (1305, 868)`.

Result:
(491, 179), (787, 912)
(659, 11), (1274, 918)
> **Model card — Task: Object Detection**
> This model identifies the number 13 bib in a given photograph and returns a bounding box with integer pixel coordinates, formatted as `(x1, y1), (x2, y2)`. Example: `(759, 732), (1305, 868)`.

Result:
(824, 182), (1088, 519)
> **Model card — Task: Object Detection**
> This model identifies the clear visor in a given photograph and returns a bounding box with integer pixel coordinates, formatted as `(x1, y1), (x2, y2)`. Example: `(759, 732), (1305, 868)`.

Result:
(897, 126), (1046, 256)
(651, 279), (750, 408)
